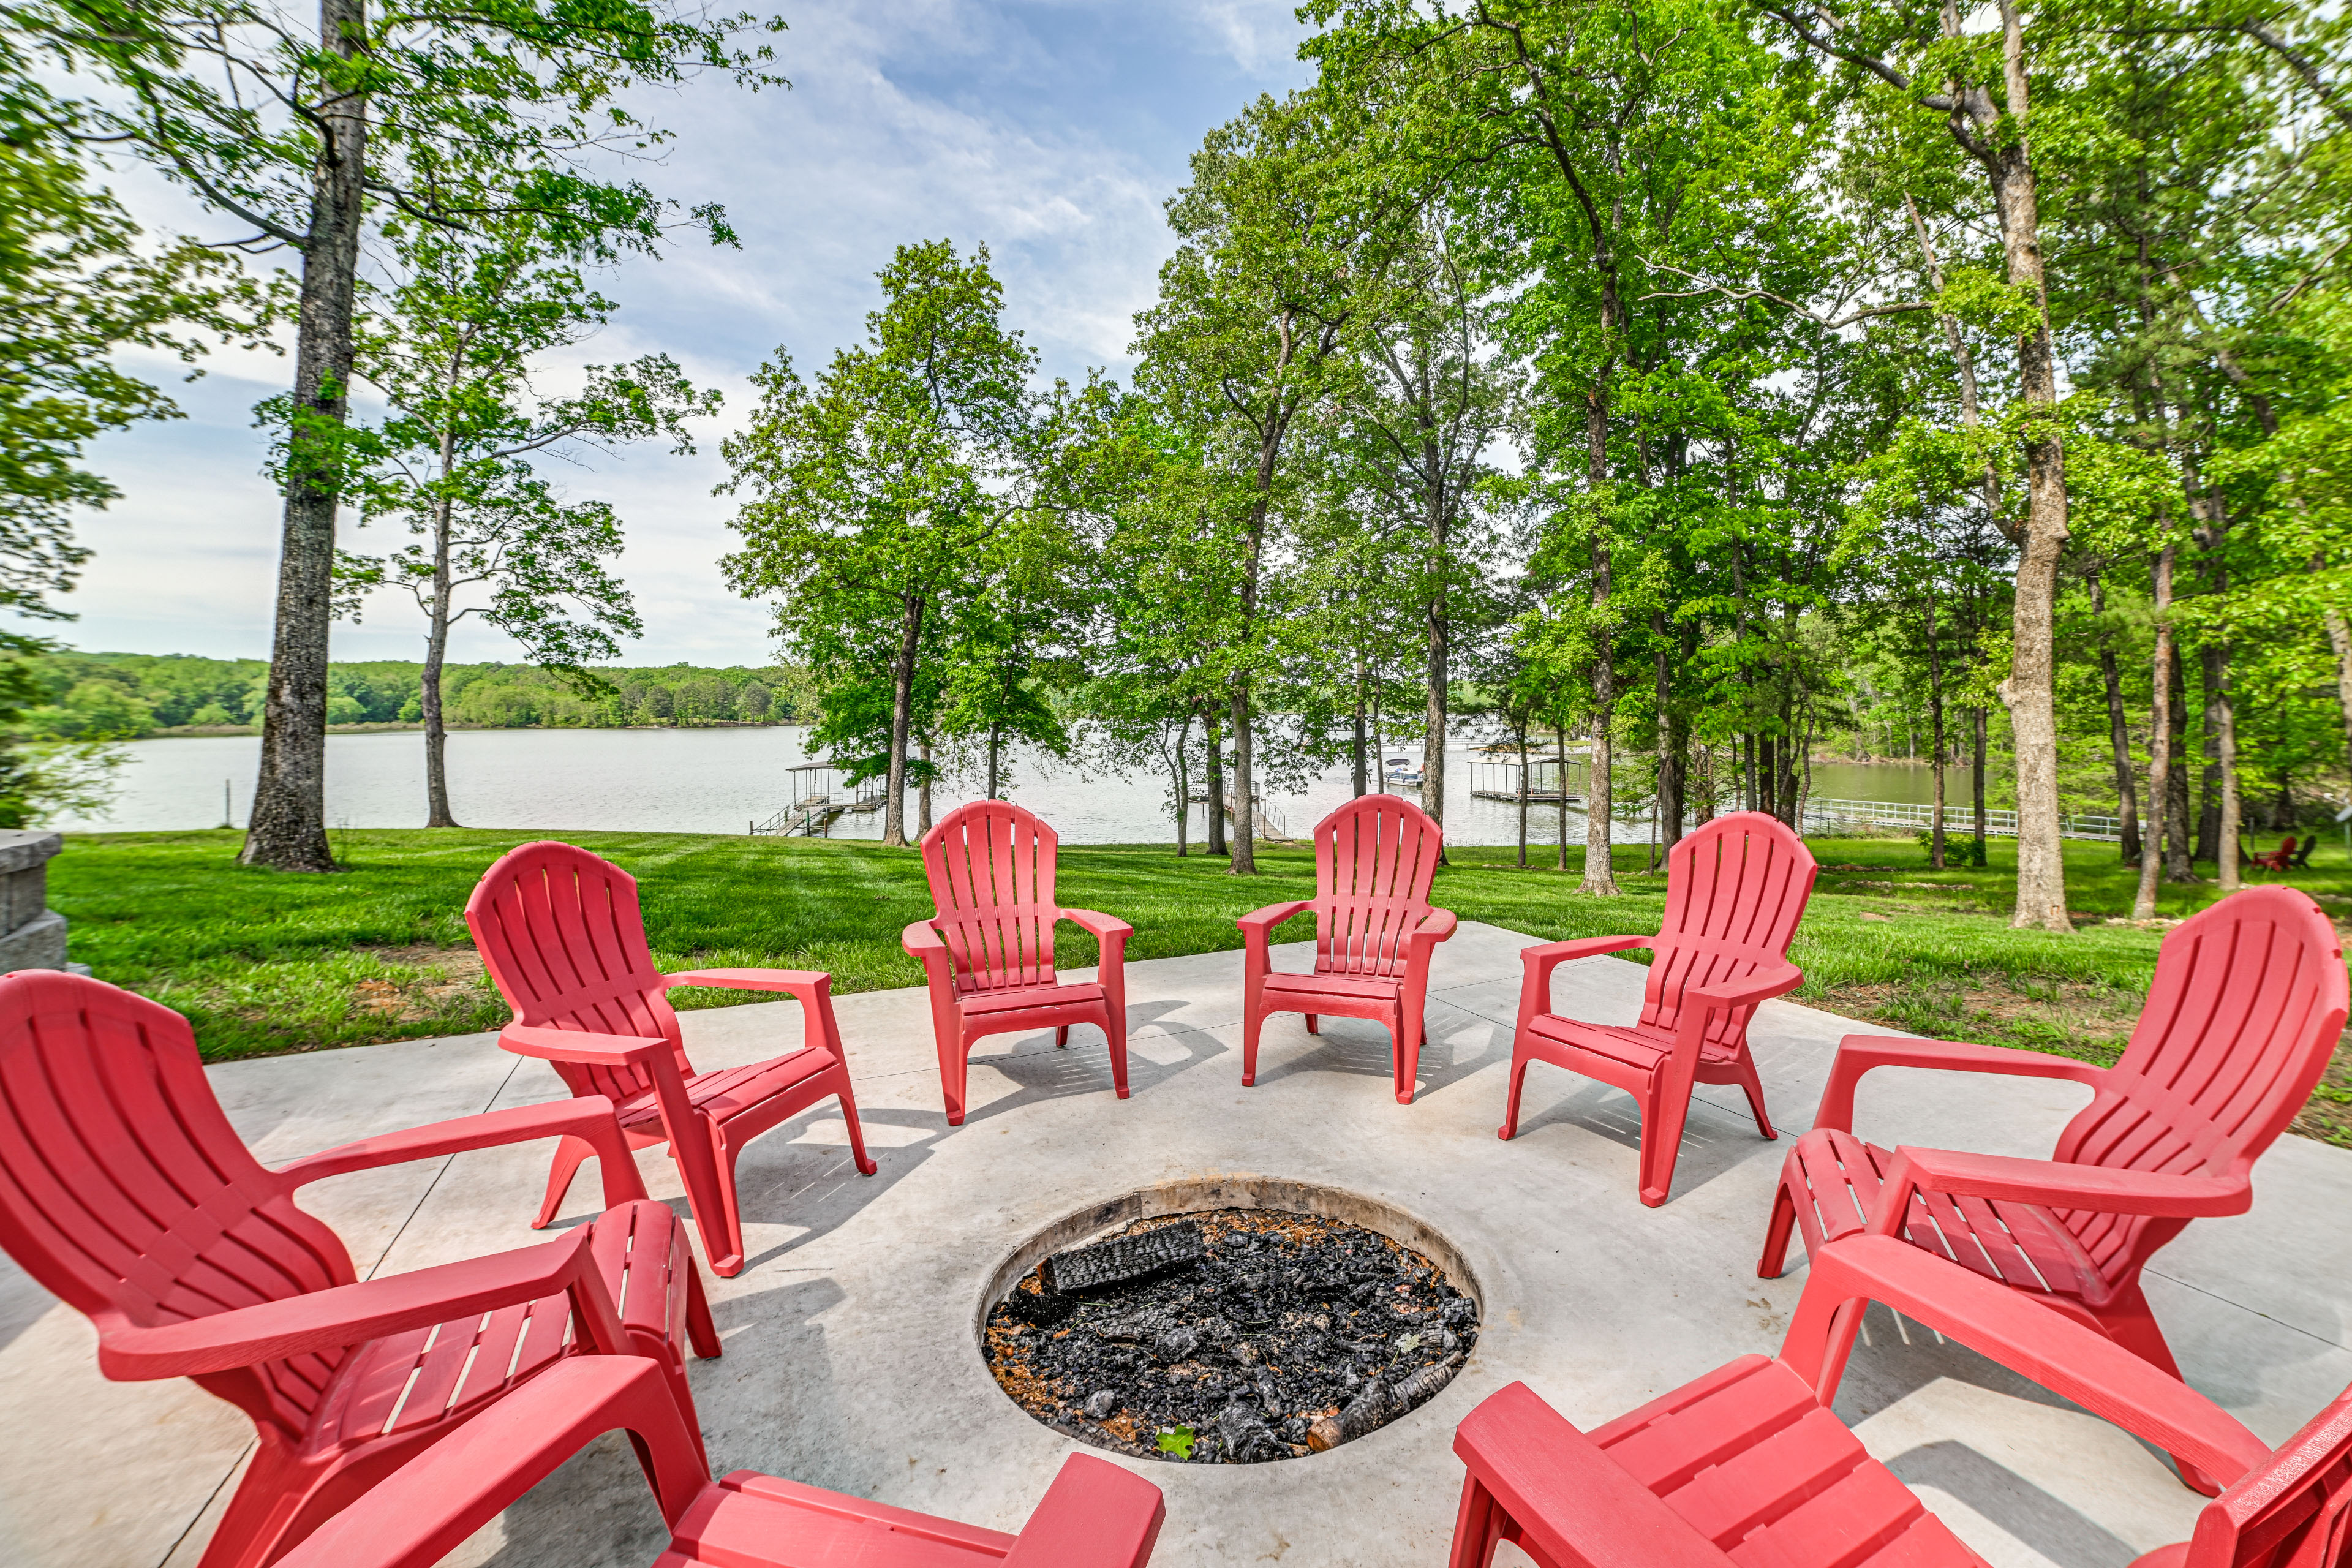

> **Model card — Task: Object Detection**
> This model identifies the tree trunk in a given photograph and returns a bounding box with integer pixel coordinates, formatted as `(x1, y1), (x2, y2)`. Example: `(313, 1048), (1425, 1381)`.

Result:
(986, 725), (1001, 801)
(883, 594), (922, 846)
(1972, 706), (1989, 862)
(1352, 663), (1367, 797)
(241, 0), (369, 872)
(1662, 617), (1692, 842)
(1981, 0), (2073, 931)
(1516, 731), (1529, 869)
(421, 484), (459, 829)
(2166, 641), (2195, 881)
(1424, 468), (1449, 853)
(2326, 608), (2352, 775)
(2197, 643), (2223, 864)
(2134, 545), (2176, 919)
(1171, 716), (1192, 857)
(2215, 644), (2241, 892)
(1229, 687), (1255, 869)
(1556, 723), (1570, 872)
(2090, 573), (2141, 861)
(1206, 713), (1228, 858)
(918, 738), (933, 835)
(1927, 599), (1945, 869)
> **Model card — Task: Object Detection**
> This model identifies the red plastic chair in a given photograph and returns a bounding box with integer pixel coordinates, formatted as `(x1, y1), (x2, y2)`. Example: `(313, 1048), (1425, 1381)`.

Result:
(0, 970), (717, 1568)
(902, 802), (1134, 1126)
(1500, 811), (1818, 1206)
(276, 1355), (1168, 1568)
(1447, 1234), (2283, 1568)
(1760, 884), (2348, 1493)
(2251, 837), (2297, 873)
(1238, 794), (1456, 1104)
(467, 840), (878, 1278)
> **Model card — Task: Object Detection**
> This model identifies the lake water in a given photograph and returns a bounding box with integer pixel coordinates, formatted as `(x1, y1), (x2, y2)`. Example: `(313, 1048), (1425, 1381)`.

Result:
(54, 728), (1989, 846)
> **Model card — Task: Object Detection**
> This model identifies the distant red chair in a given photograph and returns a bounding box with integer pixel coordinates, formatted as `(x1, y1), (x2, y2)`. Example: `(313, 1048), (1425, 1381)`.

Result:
(1500, 811), (1818, 1206)
(277, 1355), (1168, 1568)
(1446, 1234), (2296, 1568)
(903, 801), (1133, 1126)
(1238, 794), (1455, 1104)
(468, 840), (878, 1278)
(0, 970), (715, 1568)
(2250, 837), (2297, 873)
(1760, 884), (2348, 1494)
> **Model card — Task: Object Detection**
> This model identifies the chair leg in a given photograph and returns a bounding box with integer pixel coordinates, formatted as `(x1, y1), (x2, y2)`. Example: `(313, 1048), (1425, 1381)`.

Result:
(1447, 1475), (1511, 1568)
(1056, 1025), (1069, 1047)
(683, 1256), (722, 1360)
(2095, 1285), (2223, 1496)
(668, 1115), (745, 1279)
(1498, 1047), (1533, 1141)
(1638, 1076), (1692, 1208)
(1105, 1005), (1131, 1101)
(533, 1133), (599, 1229)
(1242, 996), (1264, 1087)
(1728, 1050), (1776, 1140)
(938, 1026), (969, 1126)
(1304, 1014), (1320, 1035)
(1758, 1180), (1800, 1278)
(1395, 1005), (1422, 1106)
(831, 1064), (880, 1177)
(194, 1434), (311, 1568)
(709, 1123), (748, 1280)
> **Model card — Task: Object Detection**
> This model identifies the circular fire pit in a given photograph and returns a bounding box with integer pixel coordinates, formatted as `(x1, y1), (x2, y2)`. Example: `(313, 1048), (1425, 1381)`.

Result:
(977, 1177), (1482, 1465)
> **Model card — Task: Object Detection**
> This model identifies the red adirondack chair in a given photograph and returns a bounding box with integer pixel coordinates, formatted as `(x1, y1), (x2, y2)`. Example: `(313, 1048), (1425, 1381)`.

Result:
(277, 1355), (1169, 1568)
(1760, 884), (2348, 1493)
(2250, 837), (2297, 873)
(467, 841), (878, 1278)
(902, 802), (1134, 1126)
(1238, 794), (1456, 1104)
(1447, 1234), (2288, 1568)
(1499, 811), (1818, 1206)
(0, 970), (718, 1568)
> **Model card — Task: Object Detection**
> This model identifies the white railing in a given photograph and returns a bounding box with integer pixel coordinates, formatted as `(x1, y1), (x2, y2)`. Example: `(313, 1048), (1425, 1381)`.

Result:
(1799, 796), (2123, 843)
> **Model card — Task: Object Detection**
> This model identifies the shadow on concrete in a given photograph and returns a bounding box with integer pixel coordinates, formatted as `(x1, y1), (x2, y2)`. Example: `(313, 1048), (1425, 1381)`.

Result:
(1883, 1440), (2143, 1568)
(1240, 1000), (1513, 1101)
(954, 1023), (1229, 1129)
(1498, 1071), (1782, 1203)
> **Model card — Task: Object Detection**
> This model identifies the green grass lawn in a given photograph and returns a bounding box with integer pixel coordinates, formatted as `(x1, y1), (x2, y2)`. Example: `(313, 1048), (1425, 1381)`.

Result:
(48, 825), (2352, 1143)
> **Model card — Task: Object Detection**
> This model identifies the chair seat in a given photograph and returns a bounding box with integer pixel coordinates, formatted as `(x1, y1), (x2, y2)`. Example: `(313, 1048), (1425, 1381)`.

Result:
(311, 1200), (692, 1453)
(614, 1049), (841, 1130)
(956, 981), (1106, 1019)
(1779, 1128), (2109, 1306)
(1589, 1353), (1986, 1567)
(659, 1470), (1022, 1567)
(1264, 971), (1403, 1003)
(1527, 1013), (1746, 1073)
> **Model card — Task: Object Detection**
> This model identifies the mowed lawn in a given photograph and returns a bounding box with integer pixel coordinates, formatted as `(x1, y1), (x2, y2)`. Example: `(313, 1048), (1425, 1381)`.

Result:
(48, 826), (2352, 1143)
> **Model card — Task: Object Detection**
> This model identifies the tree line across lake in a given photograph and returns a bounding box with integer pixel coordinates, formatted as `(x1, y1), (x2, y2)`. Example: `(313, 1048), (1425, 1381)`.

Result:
(17, 654), (820, 739)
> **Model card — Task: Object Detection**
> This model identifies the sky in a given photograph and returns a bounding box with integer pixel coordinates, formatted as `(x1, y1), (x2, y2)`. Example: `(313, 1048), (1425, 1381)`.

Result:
(61, 1), (1316, 667)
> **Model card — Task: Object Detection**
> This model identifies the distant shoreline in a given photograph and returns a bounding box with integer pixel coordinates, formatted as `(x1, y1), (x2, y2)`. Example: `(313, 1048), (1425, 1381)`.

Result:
(143, 719), (798, 739)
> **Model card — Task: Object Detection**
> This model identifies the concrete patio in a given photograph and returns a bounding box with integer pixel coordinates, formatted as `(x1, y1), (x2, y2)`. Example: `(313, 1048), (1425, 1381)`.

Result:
(5, 919), (2348, 1568)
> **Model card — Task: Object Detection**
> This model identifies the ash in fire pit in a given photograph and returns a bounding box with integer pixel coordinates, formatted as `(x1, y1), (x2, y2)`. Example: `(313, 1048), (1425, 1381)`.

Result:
(983, 1208), (1478, 1464)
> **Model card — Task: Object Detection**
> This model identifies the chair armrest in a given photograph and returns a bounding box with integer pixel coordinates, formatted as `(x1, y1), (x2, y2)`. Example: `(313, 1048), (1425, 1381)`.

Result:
(271, 1358), (711, 1568)
(660, 967), (827, 994)
(1236, 900), (1311, 937)
(1452, 1382), (1732, 1568)
(1060, 908), (1133, 944)
(272, 1098), (647, 1207)
(1521, 934), (1651, 987)
(1814, 1033), (2108, 1135)
(1412, 908), (1459, 946)
(1881, 1147), (2252, 1218)
(902, 919), (950, 963)
(1782, 1236), (2271, 1488)
(499, 1022), (669, 1068)
(97, 1228), (627, 1381)
(1001, 1453), (1168, 1568)
(1685, 962), (1804, 1016)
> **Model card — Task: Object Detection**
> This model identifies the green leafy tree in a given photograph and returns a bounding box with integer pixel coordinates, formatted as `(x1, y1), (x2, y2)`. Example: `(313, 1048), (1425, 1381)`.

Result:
(723, 239), (1036, 846)
(340, 222), (715, 826)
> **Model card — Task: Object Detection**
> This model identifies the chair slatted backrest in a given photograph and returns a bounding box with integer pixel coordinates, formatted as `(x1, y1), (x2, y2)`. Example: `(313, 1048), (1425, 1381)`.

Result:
(1639, 812), (1819, 1049)
(2056, 886), (2348, 1278)
(1310, 797), (1444, 979)
(2188, 1379), (2352, 1568)
(0, 971), (355, 1438)
(921, 802), (1060, 994)
(466, 842), (689, 1104)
